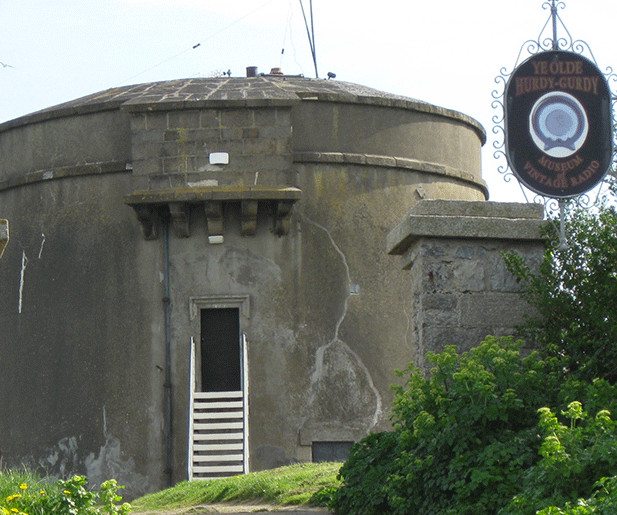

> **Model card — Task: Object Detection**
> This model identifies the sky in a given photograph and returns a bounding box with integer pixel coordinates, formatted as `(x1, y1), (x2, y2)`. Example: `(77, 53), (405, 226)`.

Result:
(0, 0), (615, 202)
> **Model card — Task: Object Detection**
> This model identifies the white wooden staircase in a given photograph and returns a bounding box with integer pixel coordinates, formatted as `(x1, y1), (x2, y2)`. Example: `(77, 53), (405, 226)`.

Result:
(188, 338), (249, 480)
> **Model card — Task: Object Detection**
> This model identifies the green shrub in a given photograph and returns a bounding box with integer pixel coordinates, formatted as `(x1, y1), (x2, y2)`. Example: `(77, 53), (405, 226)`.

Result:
(540, 475), (617, 514)
(503, 206), (617, 383)
(331, 340), (617, 514)
(329, 431), (398, 514)
(505, 402), (617, 513)
(332, 336), (562, 514)
(0, 473), (131, 515)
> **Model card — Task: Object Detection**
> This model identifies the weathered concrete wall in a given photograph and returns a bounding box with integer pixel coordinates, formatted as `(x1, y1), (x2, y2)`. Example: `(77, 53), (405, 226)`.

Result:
(293, 102), (483, 180)
(0, 173), (163, 498)
(0, 111), (131, 185)
(388, 200), (546, 368)
(0, 77), (488, 496)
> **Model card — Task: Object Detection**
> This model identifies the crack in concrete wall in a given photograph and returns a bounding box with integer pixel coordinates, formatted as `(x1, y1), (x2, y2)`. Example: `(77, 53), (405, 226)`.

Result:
(300, 213), (383, 431)
(37, 233), (46, 259)
(18, 250), (27, 314)
(18, 234), (46, 314)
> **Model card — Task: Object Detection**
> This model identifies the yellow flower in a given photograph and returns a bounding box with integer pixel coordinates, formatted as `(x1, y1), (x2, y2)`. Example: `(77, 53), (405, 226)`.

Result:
(10, 509), (18, 513)
(63, 490), (70, 495)
(18, 484), (27, 491)
(2, 507), (10, 514)
(5, 495), (21, 502)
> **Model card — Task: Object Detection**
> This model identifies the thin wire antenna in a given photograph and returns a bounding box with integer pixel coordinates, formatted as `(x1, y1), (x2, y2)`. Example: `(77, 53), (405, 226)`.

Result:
(117, 0), (275, 86)
(298, 0), (318, 78)
(281, 0), (304, 72)
(310, 0), (317, 76)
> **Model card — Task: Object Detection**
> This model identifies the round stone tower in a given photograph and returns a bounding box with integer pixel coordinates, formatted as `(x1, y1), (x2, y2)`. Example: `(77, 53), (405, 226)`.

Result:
(0, 74), (485, 496)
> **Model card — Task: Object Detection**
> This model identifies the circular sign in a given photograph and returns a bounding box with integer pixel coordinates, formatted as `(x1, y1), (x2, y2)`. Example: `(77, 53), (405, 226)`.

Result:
(505, 50), (612, 198)
(530, 91), (588, 157)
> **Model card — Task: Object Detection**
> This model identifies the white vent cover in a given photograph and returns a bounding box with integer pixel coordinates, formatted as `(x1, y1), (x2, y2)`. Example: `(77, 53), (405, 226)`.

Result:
(209, 152), (229, 165)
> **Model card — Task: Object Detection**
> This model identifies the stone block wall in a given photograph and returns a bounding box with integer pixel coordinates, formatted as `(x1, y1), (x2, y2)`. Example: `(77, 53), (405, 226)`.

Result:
(128, 102), (295, 191)
(387, 200), (546, 368)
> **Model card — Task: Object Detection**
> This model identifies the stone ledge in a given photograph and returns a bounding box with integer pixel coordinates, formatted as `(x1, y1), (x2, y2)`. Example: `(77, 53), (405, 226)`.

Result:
(0, 102), (127, 132)
(387, 200), (547, 257)
(0, 161), (131, 192)
(293, 152), (488, 196)
(407, 199), (544, 220)
(296, 91), (486, 144)
(0, 77), (486, 146)
(124, 185), (301, 204)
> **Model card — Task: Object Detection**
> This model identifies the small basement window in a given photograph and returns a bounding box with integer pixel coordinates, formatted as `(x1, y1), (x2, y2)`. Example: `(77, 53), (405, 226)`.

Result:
(312, 441), (354, 463)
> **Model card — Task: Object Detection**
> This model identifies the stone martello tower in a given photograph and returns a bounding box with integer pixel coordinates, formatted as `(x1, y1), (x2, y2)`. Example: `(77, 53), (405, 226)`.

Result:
(0, 71), (542, 497)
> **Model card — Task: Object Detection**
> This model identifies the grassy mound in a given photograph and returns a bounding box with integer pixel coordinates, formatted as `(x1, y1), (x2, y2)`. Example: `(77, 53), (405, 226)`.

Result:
(131, 462), (341, 512)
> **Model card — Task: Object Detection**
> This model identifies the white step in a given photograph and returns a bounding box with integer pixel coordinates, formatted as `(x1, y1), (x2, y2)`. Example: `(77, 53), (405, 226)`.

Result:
(193, 454), (244, 463)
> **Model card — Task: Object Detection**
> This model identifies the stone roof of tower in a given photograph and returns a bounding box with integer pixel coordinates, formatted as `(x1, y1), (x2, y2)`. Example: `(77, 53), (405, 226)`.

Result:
(0, 76), (485, 141)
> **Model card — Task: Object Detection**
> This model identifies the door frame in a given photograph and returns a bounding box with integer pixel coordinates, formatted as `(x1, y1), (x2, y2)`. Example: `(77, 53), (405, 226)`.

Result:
(189, 294), (250, 393)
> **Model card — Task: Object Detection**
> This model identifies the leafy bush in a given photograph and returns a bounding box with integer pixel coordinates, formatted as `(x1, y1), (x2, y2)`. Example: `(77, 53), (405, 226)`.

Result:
(503, 206), (617, 383)
(0, 473), (131, 514)
(505, 402), (617, 513)
(332, 339), (617, 514)
(332, 337), (562, 514)
(328, 432), (398, 514)
(535, 475), (617, 514)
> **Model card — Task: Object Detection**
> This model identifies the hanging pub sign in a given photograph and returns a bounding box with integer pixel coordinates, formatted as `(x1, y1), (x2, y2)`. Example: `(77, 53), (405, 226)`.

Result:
(505, 50), (613, 198)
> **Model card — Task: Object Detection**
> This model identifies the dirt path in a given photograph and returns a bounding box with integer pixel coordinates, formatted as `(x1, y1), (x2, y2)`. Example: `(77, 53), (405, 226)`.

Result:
(135, 503), (331, 514)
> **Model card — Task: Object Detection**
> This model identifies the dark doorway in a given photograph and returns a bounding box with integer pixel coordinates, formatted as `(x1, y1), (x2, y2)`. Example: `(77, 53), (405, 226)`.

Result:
(200, 308), (241, 392)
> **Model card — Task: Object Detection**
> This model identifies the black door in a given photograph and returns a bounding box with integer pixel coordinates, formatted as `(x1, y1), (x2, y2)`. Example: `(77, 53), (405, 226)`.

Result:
(200, 308), (241, 392)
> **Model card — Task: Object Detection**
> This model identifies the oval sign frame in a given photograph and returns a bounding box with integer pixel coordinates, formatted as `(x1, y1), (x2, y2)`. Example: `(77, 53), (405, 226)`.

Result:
(505, 50), (613, 198)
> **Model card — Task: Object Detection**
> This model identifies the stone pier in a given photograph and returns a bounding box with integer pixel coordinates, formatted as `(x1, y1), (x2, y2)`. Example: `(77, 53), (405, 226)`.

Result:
(387, 200), (546, 368)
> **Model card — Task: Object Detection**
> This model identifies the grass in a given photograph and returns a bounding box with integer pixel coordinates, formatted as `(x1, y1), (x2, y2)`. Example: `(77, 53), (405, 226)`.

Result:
(131, 462), (342, 512)
(0, 467), (69, 501)
(0, 467), (56, 501)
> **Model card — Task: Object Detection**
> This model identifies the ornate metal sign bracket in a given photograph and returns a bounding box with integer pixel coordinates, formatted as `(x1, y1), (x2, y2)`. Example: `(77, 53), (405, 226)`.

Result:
(492, 1), (617, 248)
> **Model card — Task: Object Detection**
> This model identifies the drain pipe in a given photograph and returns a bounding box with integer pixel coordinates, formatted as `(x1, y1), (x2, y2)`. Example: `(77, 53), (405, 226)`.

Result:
(162, 214), (173, 487)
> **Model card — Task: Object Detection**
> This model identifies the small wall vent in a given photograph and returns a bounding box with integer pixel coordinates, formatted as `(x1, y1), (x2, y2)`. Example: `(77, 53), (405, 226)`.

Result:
(209, 152), (229, 165)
